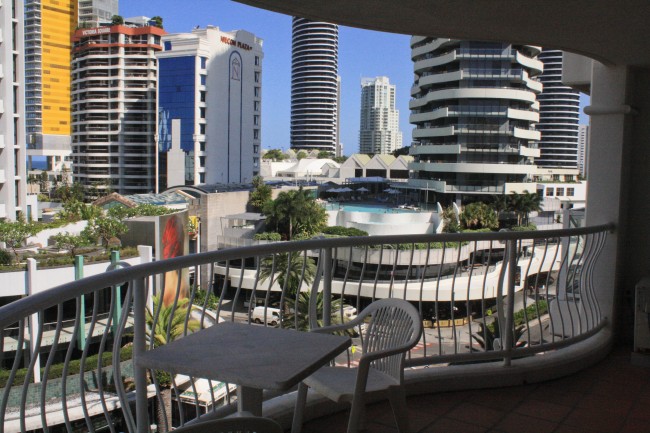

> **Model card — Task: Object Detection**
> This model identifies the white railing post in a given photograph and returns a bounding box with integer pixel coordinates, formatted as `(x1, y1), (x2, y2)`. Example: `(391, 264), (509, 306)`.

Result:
(133, 277), (150, 432)
(323, 248), (333, 327)
(503, 239), (517, 367)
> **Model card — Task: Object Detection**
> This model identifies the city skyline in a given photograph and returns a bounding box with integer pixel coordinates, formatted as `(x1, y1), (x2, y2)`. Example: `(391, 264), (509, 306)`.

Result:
(120, 0), (415, 155)
(120, 0), (590, 156)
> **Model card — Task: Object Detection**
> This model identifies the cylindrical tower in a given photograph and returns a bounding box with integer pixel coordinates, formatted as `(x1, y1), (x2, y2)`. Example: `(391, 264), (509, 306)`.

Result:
(408, 38), (543, 204)
(290, 18), (339, 153)
(536, 49), (581, 168)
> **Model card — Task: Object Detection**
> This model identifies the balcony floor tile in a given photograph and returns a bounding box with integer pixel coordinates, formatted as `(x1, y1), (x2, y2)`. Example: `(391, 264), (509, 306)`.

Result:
(300, 345), (650, 433)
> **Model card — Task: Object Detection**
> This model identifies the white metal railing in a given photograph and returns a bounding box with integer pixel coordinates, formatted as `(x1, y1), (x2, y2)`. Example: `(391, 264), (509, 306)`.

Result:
(0, 225), (613, 432)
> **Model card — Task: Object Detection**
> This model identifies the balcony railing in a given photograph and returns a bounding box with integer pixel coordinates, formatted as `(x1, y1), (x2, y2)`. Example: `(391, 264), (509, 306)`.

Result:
(0, 225), (613, 432)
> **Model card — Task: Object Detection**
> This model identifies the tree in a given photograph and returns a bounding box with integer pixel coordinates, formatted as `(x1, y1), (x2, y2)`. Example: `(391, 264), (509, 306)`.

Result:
(441, 206), (460, 233)
(508, 190), (541, 226)
(145, 295), (200, 432)
(111, 15), (124, 25)
(53, 182), (84, 203)
(262, 149), (286, 161)
(107, 204), (175, 220)
(51, 232), (92, 257)
(263, 188), (326, 240)
(0, 220), (38, 256)
(39, 171), (50, 194)
(471, 319), (526, 351)
(460, 202), (498, 231)
(332, 156), (348, 163)
(296, 151), (307, 160)
(248, 176), (272, 212)
(83, 216), (127, 247)
(259, 252), (316, 296)
(317, 150), (333, 159)
(56, 200), (103, 223)
(150, 16), (163, 28)
(392, 145), (411, 157)
(282, 291), (352, 331)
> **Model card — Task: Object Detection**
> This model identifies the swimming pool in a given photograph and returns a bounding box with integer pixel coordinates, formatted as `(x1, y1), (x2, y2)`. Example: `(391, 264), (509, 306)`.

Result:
(338, 203), (419, 213)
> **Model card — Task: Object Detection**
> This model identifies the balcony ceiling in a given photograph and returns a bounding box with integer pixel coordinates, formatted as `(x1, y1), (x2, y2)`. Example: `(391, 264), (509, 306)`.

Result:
(235, 0), (650, 67)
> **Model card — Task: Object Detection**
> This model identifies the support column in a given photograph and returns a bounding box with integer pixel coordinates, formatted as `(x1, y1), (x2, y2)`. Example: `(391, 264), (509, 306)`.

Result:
(583, 62), (631, 333)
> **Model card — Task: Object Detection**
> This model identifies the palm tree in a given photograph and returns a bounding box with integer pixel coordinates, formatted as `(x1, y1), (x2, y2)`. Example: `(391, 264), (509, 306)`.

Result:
(259, 252), (316, 296)
(262, 188), (326, 240)
(470, 319), (526, 351)
(282, 291), (353, 333)
(145, 295), (201, 432)
(521, 191), (542, 226)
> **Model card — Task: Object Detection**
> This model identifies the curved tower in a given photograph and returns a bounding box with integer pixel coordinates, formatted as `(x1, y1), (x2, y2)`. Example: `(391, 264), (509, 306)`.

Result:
(536, 49), (580, 168)
(290, 18), (339, 153)
(408, 38), (543, 204)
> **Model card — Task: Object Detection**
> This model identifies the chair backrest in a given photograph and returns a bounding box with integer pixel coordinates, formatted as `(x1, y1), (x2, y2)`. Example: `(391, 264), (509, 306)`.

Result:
(358, 298), (423, 382)
(172, 416), (284, 433)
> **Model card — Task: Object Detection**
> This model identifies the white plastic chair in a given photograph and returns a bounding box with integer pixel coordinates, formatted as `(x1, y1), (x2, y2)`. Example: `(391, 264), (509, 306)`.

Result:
(171, 416), (284, 433)
(292, 298), (423, 433)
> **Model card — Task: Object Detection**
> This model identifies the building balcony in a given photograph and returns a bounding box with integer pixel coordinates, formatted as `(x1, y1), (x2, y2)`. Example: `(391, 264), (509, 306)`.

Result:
(0, 225), (619, 432)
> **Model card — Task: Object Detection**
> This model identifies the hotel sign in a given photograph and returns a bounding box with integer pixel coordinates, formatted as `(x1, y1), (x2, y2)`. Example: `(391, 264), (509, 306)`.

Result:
(220, 36), (252, 51)
(81, 27), (111, 36)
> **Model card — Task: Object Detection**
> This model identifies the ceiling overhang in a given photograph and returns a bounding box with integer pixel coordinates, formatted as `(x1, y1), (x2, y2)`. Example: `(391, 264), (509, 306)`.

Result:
(235, 0), (650, 67)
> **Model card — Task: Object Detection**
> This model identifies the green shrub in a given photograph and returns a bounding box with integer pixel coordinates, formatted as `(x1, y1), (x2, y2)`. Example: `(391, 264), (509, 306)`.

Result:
(0, 346), (134, 388)
(511, 223), (537, 231)
(0, 249), (13, 265)
(254, 232), (282, 241)
(322, 226), (369, 237)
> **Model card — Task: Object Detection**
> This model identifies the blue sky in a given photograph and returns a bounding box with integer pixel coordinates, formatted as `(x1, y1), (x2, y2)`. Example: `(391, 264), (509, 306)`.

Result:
(121, 0), (589, 155)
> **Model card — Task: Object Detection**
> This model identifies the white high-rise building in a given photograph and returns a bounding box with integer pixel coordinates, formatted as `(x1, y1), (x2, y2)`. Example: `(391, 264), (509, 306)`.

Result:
(0, 0), (27, 220)
(578, 124), (589, 178)
(71, 19), (165, 197)
(78, 0), (119, 28)
(290, 18), (339, 154)
(359, 76), (402, 154)
(157, 26), (263, 189)
(408, 38), (543, 205)
(536, 49), (581, 168)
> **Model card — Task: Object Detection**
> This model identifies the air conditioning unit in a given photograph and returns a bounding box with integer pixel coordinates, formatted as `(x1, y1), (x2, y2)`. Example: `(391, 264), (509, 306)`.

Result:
(633, 278), (650, 365)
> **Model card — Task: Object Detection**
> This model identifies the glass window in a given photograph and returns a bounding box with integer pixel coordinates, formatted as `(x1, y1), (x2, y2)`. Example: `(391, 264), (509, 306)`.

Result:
(200, 75), (207, 85)
(546, 188), (554, 197)
(164, 41), (172, 50)
(200, 57), (207, 69)
(567, 188), (575, 197)
(556, 188), (564, 196)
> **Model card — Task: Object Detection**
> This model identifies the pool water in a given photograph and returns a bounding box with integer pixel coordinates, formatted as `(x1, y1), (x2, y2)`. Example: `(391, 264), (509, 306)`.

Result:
(325, 203), (418, 213)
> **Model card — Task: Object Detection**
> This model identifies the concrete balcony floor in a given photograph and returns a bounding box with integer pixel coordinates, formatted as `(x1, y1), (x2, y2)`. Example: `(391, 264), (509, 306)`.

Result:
(302, 345), (650, 433)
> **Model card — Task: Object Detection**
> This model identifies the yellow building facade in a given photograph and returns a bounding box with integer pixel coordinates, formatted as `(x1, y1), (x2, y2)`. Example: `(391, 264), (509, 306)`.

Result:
(40, 0), (76, 136)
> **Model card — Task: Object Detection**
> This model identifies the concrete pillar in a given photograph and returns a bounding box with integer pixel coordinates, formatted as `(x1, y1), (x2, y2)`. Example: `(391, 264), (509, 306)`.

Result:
(26, 258), (41, 383)
(583, 62), (632, 335)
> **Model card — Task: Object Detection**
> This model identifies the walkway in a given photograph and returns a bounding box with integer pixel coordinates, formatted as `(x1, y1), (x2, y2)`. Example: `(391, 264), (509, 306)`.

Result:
(302, 344), (650, 433)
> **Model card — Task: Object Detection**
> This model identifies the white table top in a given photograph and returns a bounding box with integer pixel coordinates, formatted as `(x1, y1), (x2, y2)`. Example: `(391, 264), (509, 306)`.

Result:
(136, 321), (351, 391)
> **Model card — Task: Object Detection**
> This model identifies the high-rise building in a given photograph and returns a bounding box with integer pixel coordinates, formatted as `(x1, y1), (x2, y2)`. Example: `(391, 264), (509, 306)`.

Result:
(536, 49), (580, 168)
(71, 19), (164, 197)
(577, 124), (589, 178)
(359, 76), (402, 154)
(78, 0), (118, 28)
(290, 18), (339, 154)
(157, 26), (263, 189)
(24, 0), (77, 178)
(0, 0), (27, 220)
(408, 38), (542, 204)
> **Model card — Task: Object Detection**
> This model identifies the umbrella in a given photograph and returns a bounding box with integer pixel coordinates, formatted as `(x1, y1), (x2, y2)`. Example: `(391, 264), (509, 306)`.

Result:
(357, 187), (369, 192)
(387, 189), (400, 194)
(339, 187), (353, 193)
(327, 187), (341, 192)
